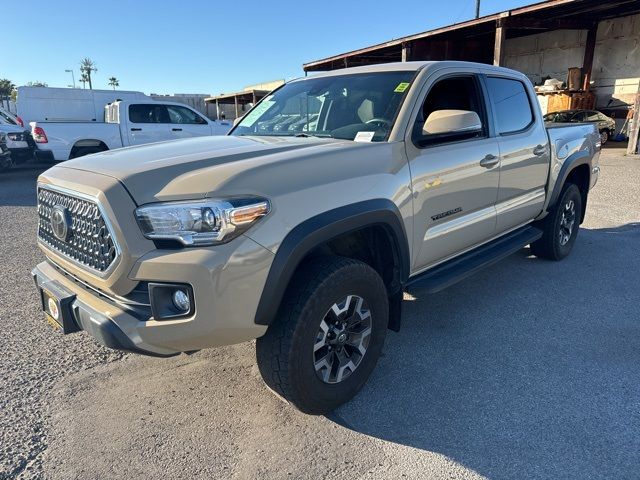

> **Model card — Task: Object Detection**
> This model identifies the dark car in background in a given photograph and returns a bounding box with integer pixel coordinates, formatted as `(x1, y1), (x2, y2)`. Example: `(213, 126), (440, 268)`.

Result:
(544, 109), (616, 145)
(0, 132), (12, 172)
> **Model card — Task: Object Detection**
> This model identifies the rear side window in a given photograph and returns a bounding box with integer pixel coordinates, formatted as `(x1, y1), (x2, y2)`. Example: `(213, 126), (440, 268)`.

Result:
(485, 77), (533, 134)
(129, 104), (170, 123)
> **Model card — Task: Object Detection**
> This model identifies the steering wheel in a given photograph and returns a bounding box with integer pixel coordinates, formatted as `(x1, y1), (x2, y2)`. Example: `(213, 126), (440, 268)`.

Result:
(365, 118), (391, 128)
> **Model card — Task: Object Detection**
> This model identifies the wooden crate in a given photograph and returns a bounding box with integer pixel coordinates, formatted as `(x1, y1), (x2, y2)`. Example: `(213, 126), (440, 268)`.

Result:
(569, 92), (595, 110)
(543, 91), (596, 114)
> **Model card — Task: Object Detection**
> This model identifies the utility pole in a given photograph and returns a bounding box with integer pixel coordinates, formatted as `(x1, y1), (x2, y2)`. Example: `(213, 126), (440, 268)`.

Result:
(65, 69), (76, 88)
(476, 0), (481, 18)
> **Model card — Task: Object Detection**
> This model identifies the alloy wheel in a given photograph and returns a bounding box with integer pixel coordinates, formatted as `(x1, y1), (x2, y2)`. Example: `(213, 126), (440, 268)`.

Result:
(558, 199), (576, 246)
(313, 295), (372, 384)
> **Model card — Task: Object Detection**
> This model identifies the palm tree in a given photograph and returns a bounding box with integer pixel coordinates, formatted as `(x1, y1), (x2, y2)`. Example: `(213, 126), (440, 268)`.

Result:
(80, 73), (89, 90)
(80, 58), (97, 90)
(108, 77), (119, 90)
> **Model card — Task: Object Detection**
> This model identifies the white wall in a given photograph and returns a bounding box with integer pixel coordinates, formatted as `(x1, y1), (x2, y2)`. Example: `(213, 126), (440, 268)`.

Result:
(503, 13), (640, 109)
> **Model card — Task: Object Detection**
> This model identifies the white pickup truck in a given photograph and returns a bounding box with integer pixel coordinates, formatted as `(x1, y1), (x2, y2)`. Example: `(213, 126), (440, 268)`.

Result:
(32, 100), (232, 161)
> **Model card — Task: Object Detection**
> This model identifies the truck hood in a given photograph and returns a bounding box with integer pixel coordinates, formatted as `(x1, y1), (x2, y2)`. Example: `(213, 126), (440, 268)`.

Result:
(55, 135), (356, 205)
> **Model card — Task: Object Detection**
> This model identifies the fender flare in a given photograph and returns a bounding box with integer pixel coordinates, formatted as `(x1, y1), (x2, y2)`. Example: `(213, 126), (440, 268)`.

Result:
(254, 199), (410, 326)
(546, 151), (591, 210)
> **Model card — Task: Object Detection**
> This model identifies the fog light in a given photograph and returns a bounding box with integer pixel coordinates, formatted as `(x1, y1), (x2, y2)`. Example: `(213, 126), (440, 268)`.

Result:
(172, 290), (190, 312)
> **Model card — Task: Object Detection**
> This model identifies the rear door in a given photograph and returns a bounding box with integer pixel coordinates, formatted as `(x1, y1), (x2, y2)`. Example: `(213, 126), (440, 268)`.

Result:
(484, 76), (549, 233)
(405, 72), (500, 272)
(166, 105), (212, 139)
(125, 103), (171, 146)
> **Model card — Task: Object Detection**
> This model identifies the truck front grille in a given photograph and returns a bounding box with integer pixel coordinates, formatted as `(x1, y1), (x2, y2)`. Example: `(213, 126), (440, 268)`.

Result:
(37, 187), (118, 274)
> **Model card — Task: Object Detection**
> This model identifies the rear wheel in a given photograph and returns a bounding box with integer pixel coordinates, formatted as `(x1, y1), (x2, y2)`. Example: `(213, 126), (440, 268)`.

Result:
(256, 256), (389, 414)
(531, 183), (582, 261)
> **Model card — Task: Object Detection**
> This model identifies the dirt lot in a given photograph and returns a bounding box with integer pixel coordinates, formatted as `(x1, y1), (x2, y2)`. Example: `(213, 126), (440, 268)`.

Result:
(1, 149), (639, 480)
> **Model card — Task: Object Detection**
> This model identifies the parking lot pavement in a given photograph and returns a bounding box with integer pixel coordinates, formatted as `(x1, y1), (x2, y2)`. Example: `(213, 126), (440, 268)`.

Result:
(1, 150), (639, 480)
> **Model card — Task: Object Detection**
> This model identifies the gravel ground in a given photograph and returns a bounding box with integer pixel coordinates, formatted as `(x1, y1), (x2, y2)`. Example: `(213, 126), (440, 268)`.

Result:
(1, 149), (639, 480)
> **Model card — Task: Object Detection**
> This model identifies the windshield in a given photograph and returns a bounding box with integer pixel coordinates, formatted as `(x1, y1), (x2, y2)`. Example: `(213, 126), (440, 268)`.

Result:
(231, 71), (415, 142)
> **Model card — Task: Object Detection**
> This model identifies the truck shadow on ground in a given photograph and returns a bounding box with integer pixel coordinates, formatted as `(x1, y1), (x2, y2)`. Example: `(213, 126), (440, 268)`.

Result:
(331, 223), (640, 479)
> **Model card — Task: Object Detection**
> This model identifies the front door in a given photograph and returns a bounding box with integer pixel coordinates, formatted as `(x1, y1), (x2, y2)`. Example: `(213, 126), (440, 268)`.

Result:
(406, 74), (500, 273)
(166, 104), (212, 139)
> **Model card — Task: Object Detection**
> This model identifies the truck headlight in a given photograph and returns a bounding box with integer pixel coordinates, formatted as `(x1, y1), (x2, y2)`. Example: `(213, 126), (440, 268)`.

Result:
(135, 198), (270, 246)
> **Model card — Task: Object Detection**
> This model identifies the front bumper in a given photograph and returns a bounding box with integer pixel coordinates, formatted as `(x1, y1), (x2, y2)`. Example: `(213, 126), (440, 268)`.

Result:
(32, 261), (175, 356)
(33, 232), (273, 356)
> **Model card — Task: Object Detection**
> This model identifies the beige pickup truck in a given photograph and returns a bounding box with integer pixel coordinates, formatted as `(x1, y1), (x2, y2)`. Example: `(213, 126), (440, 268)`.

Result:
(32, 61), (600, 414)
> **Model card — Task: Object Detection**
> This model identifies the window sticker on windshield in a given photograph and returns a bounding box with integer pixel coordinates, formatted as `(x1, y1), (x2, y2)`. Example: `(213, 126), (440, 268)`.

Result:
(241, 99), (275, 127)
(394, 82), (410, 93)
(354, 131), (375, 142)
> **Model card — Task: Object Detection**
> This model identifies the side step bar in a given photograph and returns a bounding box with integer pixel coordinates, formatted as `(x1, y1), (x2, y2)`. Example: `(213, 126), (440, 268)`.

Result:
(406, 225), (543, 294)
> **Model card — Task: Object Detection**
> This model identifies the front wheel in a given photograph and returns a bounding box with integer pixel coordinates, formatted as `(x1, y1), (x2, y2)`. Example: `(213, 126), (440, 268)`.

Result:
(256, 256), (389, 414)
(600, 130), (609, 145)
(531, 183), (582, 261)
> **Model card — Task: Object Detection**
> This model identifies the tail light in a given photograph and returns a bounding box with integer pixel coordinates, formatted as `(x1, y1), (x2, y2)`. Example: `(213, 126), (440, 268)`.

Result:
(16, 115), (24, 128)
(33, 126), (48, 143)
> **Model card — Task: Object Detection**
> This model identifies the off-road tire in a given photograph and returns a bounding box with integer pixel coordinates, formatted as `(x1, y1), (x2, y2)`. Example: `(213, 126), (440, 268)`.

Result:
(256, 256), (389, 415)
(531, 183), (582, 261)
(600, 130), (609, 145)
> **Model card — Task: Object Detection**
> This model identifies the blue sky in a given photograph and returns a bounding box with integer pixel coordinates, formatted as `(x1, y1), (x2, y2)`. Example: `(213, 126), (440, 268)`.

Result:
(4, 0), (532, 95)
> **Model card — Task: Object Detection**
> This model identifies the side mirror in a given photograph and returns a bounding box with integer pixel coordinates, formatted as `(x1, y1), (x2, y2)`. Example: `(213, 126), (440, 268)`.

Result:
(423, 109), (482, 136)
(233, 116), (243, 127)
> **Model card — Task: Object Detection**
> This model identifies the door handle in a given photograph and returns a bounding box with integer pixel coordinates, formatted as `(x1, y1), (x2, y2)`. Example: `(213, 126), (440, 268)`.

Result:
(130, 128), (142, 131)
(172, 128), (182, 131)
(479, 154), (499, 168)
(533, 144), (546, 156)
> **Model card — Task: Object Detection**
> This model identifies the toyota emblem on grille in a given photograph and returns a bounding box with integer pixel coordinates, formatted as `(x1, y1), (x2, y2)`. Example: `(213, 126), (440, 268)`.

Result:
(51, 205), (71, 242)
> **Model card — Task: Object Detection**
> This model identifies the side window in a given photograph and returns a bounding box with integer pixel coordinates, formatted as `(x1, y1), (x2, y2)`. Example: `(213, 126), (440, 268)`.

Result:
(129, 104), (170, 124)
(485, 77), (533, 134)
(413, 75), (487, 147)
(166, 105), (207, 125)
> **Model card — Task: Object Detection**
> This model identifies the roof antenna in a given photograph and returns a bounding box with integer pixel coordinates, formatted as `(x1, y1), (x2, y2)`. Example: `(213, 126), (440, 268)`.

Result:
(475, 0), (481, 18)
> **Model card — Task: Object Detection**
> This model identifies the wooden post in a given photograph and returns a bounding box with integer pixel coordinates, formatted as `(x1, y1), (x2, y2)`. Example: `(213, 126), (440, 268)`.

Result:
(582, 25), (598, 92)
(215, 99), (219, 120)
(234, 96), (239, 119)
(494, 25), (506, 66)
(627, 90), (640, 155)
(401, 42), (412, 62)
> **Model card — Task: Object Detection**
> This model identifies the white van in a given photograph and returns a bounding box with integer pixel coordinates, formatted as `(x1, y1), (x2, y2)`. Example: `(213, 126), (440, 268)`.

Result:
(17, 86), (151, 126)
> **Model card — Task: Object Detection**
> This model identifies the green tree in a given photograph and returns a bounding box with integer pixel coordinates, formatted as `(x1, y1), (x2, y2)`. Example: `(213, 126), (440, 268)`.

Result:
(80, 58), (97, 90)
(108, 77), (120, 90)
(0, 79), (15, 97)
(26, 81), (48, 87)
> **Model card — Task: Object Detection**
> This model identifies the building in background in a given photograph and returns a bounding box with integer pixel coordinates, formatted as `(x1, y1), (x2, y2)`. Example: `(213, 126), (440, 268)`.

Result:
(303, 0), (640, 152)
(150, 93), (217, 119)
(205, 80), (284, 120)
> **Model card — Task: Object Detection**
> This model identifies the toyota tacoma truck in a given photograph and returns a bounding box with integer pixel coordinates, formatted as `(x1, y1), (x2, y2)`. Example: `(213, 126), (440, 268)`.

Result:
(32, 61), (600, 414)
